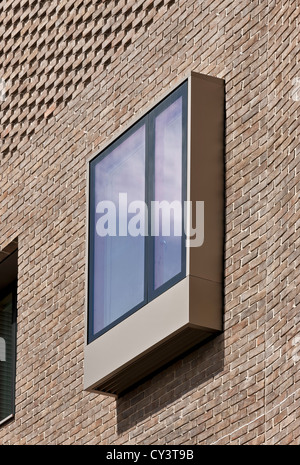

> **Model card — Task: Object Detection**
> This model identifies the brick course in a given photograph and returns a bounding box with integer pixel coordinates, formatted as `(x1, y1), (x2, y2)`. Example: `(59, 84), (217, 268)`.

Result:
(0, 0), (299, 445)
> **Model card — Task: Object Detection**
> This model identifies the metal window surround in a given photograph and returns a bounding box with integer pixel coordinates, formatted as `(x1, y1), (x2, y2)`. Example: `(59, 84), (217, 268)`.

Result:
(84, 71), (225, 397)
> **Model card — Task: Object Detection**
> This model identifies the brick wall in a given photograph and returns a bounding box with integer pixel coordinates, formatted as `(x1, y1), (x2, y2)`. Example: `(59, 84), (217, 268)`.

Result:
(0, 0), (299, 444)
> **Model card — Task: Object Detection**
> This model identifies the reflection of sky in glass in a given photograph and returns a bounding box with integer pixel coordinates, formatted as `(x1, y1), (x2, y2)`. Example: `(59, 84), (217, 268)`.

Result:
(154, 97), (182, 290)
(93, 126), (145, 334)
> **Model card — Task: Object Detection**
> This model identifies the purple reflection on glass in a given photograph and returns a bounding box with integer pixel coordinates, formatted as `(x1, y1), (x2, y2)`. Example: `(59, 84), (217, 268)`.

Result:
(154, 97), (183, 290)
(93, 125), (146, 335)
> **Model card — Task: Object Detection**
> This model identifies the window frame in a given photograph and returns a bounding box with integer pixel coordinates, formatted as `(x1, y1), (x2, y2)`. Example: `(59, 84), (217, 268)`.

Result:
(147, 82), (188, 302)
(88, 118), (148, 343)
(88, 81), (188, 344)
(0, 280), (17, 426)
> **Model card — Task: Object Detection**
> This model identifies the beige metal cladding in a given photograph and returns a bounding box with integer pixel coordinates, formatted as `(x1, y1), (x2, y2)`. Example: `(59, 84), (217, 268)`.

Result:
(84, 71), (225, 397)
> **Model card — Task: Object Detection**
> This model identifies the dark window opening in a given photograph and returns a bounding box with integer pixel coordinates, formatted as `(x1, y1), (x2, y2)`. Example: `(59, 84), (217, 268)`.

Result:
(0, 243), (17, 426)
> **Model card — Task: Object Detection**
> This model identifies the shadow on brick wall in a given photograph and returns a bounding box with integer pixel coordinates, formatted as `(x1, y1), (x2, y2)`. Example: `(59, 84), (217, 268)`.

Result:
(116, 99), (226, 435)
(116, 332), (224, 435)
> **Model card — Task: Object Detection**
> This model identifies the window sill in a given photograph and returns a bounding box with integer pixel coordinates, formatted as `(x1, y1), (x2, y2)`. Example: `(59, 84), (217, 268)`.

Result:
(0, 413), (14, 427)
(84, 275), (222, 397)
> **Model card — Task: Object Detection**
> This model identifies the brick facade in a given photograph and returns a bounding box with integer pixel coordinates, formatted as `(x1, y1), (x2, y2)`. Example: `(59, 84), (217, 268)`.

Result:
(0, 0), (299, 445)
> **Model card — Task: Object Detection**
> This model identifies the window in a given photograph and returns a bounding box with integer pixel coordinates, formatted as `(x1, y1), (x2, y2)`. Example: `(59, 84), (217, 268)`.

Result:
(0, 285), (17, 425)
(88, 82), (187, 343)
(0, 242), (17, 425)
(85, 72), (224, 397)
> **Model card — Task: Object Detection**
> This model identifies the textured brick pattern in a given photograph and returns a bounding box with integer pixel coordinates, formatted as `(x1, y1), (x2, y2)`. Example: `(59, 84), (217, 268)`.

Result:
(0, 0), (299, 445)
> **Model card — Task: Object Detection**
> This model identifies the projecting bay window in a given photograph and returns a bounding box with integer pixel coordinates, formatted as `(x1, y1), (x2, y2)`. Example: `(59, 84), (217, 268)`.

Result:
(85, 72), (225, 397)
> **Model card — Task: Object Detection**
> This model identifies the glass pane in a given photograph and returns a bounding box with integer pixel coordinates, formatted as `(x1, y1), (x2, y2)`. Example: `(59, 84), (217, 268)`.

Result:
(91, 125), (146, 336)
(0, 292), (14, 422)
(154, 97), (183, 290)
